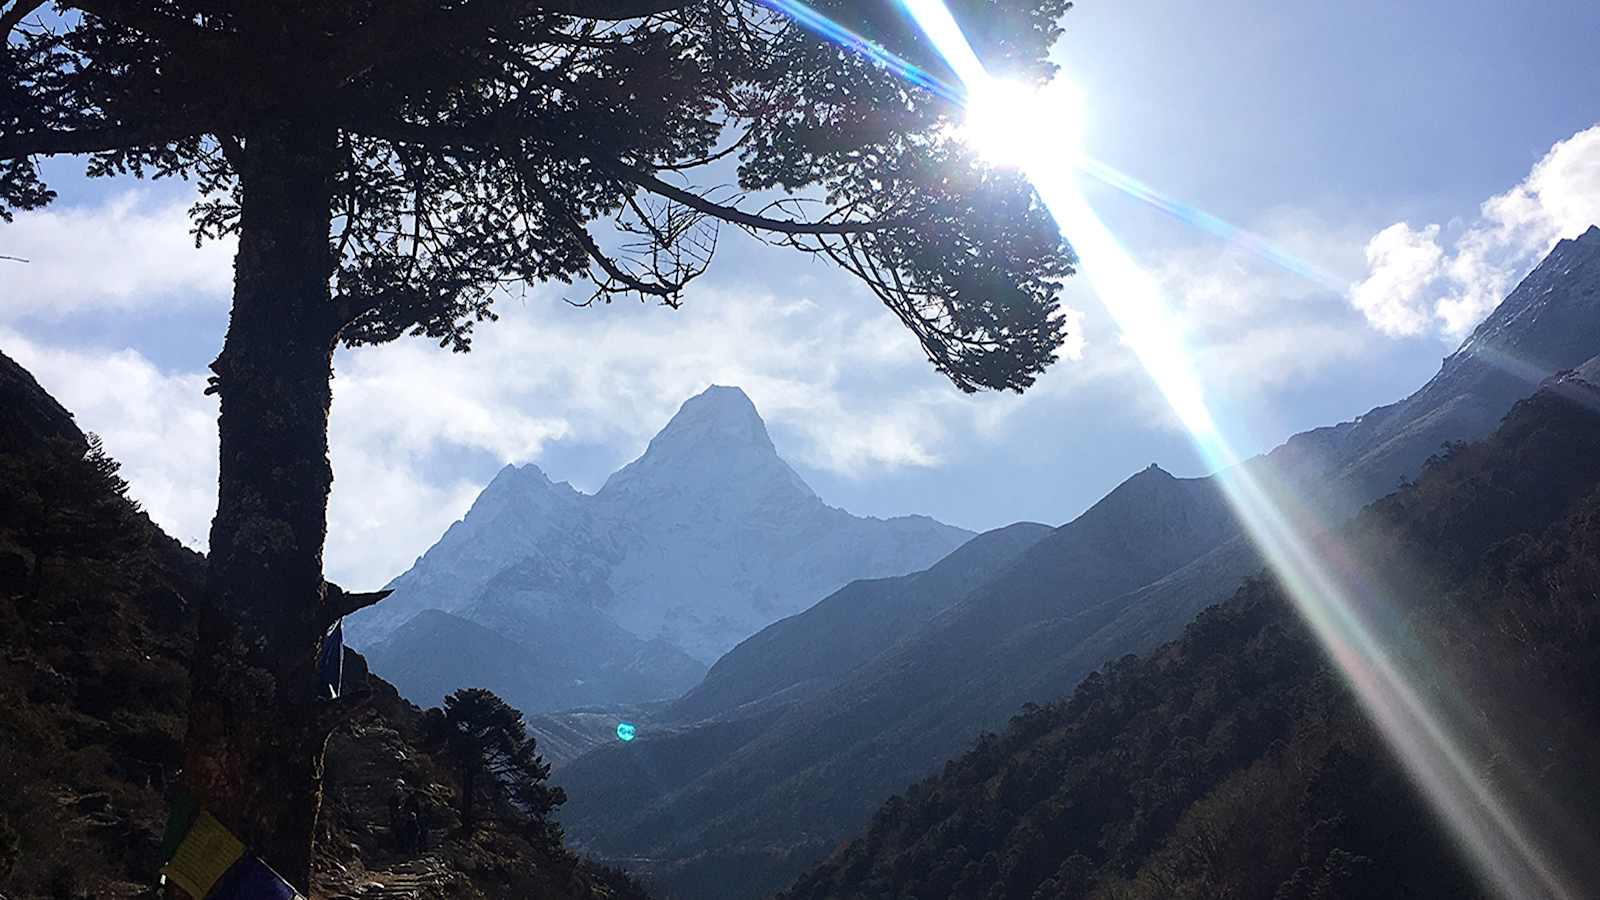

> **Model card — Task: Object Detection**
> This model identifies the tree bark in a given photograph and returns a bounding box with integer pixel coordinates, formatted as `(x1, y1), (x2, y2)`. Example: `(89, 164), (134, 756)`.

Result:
(462, 766), (477, 831)
(178, 123), (342, 894)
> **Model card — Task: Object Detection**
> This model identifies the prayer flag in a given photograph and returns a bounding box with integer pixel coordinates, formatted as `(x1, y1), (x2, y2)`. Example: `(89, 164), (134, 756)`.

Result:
(318, 618), (344, 699)
(161, 811), (245, 899)
(211, 854), (303, 900)
(158, 790), (201, 865)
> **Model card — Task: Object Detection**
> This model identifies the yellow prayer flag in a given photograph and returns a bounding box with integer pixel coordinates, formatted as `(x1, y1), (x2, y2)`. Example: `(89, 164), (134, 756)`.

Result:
(161, 810), (246, 898)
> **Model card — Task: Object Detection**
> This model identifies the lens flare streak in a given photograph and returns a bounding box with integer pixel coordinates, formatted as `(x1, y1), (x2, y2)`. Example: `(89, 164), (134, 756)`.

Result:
(757, 0), (1337, 288)
(757, 0), (964, 103)
(771, 0), (1578, 895)
(1074, 157), (1344, 290)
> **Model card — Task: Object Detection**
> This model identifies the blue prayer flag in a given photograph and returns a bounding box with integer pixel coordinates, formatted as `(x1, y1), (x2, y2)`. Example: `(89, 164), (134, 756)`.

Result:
(318, 619), (344, 700)
(211, 854), (302, 900)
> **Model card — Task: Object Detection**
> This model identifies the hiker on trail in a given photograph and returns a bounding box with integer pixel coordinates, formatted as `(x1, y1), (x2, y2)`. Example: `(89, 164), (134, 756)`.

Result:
(406, 792), (430, 852)
(389, 779), (409, 850)
(400, 808), (420, 854)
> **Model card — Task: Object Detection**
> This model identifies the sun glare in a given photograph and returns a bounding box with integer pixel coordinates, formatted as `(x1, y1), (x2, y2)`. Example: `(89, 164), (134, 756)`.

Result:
(961, 77), (1084, 169)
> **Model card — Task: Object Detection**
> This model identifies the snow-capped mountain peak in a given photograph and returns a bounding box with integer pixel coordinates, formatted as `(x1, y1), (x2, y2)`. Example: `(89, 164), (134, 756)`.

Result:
(348, 385), (972, 668)
(598, 384), (816, 506)
(648, 384), (774, 455)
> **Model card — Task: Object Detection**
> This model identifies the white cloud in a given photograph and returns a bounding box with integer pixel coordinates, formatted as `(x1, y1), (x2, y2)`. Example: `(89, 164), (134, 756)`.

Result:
(1349, 123), (1600, 339)
(376, 286), (996, 476)
(2, 325), (498, 587)
(0, 272), (1089, 585)
(2, 328), (219, 546)
(0, 192), (235, 317)
(1039, 212), (1384, 437)
(1196, 319), (1369, 388)
(0, 180), (1114, 582)
(1348, 223), (1443, 336)
(1153, 220), (1377, 387)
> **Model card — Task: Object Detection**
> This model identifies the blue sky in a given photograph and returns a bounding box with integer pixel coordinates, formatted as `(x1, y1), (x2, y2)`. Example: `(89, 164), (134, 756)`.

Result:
(3, 0), (1598, 587)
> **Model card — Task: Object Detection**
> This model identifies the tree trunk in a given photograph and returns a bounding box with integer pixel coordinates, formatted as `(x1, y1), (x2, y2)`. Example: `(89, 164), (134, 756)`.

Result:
(178, 123), (341, 895)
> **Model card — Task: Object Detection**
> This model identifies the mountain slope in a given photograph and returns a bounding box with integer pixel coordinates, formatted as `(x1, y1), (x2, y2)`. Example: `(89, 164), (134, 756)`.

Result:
(350, 461), (616, 644)
(670, 521), (1053, 725)
(366, 554), (709, 713)
(780, 380), (1600, 900)
(0, 349), (85, 453)
(553, 227), (1600, 899)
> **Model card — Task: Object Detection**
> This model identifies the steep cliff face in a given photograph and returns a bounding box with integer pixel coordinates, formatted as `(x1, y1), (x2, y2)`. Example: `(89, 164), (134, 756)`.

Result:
(591, 386), (972, 663)
(351, 462), (616, 645)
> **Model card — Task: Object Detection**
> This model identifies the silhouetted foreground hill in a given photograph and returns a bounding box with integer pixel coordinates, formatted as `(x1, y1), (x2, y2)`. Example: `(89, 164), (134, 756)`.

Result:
(0, 348), (650, 900)
(777, 373), (1600, 900)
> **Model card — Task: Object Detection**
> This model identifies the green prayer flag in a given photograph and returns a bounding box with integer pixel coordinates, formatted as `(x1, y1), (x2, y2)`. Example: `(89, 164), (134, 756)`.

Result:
(158, 790), (201, 864)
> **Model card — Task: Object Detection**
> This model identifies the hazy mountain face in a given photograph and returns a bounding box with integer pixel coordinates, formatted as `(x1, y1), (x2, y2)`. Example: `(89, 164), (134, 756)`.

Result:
(553, 230), (1600, 900)
(351, 385), (972, 713)
(669, 520), (1055, 726)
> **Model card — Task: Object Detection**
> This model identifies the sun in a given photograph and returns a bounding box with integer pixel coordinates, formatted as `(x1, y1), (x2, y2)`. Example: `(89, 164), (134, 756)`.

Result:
(960, 76), (1085, 169)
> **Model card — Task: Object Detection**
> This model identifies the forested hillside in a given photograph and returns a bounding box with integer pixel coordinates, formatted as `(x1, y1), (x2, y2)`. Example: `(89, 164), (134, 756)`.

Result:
(0, 350), (649, 900)
(778, 373), (1600, 900)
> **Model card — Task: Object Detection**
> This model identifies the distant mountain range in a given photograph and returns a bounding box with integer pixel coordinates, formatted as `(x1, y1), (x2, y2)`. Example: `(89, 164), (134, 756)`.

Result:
(553, 225), (1600, 900)
(353, 385), (973, 714)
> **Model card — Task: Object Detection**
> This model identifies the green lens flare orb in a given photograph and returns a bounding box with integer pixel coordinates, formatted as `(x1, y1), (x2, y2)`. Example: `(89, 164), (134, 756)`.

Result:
(616, 721), (637, 742)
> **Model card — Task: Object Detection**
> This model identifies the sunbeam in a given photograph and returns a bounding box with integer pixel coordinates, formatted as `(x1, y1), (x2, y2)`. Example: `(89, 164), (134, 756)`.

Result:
(758, 0), (1586, 896)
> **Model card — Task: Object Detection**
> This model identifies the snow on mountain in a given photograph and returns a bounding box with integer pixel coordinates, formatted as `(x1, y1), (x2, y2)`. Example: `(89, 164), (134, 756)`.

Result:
(345, 461), (617, 646)
(1262, 223), (1600, 514)
(349, 385), (973, 672)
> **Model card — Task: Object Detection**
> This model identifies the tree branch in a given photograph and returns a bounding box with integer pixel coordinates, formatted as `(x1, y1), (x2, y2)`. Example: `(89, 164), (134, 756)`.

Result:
(322, 582), (392, 626)
(0, 123), (197, 159)
(343, 122), (907, 245)
(531, 0), (699, 18)
(68, 0), (232, 51)
(603, 162), (908, 236)
(0, 0), (47, 35)
(331, 287), (404, 333)
(327, 0), (571, 88)
(567, 214), (686, 300)
(330, 0), (697, 89)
